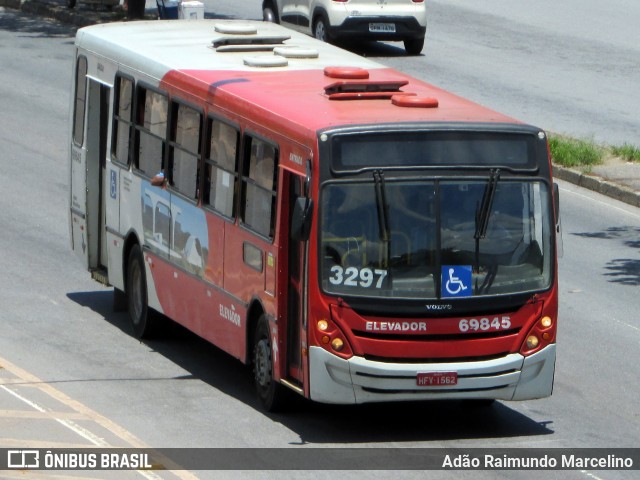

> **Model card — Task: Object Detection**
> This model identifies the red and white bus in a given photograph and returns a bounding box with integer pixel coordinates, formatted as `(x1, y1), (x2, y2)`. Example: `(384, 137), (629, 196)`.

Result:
(69, 20), (559, 410)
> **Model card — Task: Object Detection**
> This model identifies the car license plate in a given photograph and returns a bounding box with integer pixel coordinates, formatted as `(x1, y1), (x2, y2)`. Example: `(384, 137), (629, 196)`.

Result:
(417, 372), (458, 386)
(369, 23), (396, 33)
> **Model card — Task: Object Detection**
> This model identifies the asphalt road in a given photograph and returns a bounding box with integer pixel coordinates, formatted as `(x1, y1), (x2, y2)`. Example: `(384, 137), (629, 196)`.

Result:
(199, 0), (640, 146)
(354, 0), (640, 147)
(0, 3), (639, 480)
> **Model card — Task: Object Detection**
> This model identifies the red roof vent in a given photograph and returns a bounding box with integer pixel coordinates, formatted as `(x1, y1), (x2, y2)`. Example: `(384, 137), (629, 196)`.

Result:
(324, 80), (410, 100)
(391, 95), (439, 108)
(324, 66), (370, 79)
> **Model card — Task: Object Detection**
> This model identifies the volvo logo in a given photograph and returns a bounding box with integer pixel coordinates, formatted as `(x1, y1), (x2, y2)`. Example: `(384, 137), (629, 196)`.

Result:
(425, 304), (452, 310)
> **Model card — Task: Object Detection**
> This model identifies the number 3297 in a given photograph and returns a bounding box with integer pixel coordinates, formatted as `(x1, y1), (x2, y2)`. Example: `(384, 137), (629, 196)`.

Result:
(329, 266), (388, 289)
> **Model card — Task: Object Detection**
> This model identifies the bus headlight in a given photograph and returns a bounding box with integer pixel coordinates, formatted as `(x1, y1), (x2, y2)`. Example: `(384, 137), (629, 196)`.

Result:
(526, 335), (539, 349)
(314, 317), (353, 358)
(520, 315), (556, 356)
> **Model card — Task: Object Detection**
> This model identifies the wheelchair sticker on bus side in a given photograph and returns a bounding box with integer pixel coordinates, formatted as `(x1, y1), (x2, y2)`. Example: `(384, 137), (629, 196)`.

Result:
(441, 265), (472, 297)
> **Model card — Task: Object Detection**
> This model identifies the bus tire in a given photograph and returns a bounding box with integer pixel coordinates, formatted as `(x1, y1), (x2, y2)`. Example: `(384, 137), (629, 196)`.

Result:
(126, 244), (156, 339)
(253, 315), (289, 411)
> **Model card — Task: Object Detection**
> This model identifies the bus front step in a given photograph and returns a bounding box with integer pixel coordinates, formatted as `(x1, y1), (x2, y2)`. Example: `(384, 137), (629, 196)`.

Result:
(90, 268), (110, 286)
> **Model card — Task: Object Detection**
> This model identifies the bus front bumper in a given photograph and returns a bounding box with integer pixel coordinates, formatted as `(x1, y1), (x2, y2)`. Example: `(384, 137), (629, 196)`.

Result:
(308, 344), (556, 404)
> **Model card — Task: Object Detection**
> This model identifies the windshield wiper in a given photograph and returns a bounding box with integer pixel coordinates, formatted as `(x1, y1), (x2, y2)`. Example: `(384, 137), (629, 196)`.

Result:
(475, 168), (501, 241)
(373, 170), (393, 270)
(373, 170), (391, 243)
(474, 169), (500, 292)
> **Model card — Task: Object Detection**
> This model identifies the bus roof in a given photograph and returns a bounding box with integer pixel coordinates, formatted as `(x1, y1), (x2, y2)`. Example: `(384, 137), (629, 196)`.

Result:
(75, 20), (523, 134)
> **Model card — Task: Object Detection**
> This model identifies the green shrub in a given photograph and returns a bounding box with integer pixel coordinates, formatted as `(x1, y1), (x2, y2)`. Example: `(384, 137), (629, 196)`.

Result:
(548, 136), (604, 168)
(611, 143), (640, 163)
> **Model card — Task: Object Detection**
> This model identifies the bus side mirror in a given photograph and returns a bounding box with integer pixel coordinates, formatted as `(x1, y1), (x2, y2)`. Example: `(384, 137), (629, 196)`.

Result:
(553, 182), (563, 258)
(553, 182), (560, 225)
(291, 196), (313, 242)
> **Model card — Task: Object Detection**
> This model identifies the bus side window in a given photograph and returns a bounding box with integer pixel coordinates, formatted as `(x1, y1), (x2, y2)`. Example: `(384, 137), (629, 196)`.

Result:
(241, 136), (278, 238)
(170, 101), (201, 200)
(134, 87), (167, 179)
(204, 118), (239, 218)
(112, 75), (134, 166)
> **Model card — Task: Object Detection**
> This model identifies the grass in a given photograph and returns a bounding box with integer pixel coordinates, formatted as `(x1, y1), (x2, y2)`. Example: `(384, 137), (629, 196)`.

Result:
(611, 143), (640, 163)
(549, 135), (640, 168)
(548, 135), (604, 168)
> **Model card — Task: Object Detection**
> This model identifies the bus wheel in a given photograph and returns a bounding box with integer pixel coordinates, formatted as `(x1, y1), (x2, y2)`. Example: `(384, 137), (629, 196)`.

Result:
(126, 244), (156, 339)
(253, 316), (289, 411)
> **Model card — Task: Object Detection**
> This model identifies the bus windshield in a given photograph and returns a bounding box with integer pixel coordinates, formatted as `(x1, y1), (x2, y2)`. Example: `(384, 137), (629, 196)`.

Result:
(320, 179), (553, 299)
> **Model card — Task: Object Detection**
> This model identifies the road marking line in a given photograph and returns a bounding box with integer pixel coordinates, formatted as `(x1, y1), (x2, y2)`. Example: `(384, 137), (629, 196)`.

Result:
(1, 384), (48, 412)
(0, 357), (199, 480)
(559, 183), (640, 219)
(580, 470), (605, 480)
(0, 437), (97, 448)
(0, 471), (102, 480)
(0, 409), (87, 420)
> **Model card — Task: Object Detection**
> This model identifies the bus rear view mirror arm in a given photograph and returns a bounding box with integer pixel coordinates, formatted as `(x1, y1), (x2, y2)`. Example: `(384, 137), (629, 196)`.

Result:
(291, 196), (313, 242)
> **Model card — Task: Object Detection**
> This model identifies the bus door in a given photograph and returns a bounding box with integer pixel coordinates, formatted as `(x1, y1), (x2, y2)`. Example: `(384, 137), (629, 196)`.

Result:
(285, 172), (307, 383)
(70, 64), (110, 273)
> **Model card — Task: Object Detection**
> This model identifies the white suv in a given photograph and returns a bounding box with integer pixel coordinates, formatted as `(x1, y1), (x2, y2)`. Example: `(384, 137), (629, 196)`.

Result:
(262, 0), (427, 55)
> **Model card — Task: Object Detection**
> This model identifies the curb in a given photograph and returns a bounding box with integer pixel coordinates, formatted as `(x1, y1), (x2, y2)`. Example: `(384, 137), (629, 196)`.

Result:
(553, 165), (640, 208)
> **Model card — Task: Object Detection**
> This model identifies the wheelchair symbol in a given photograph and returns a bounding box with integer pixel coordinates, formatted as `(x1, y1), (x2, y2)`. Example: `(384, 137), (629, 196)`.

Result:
(445, 268), (468, 295)
(441, 265), (472, 297)
(110, 170), (117, 199)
